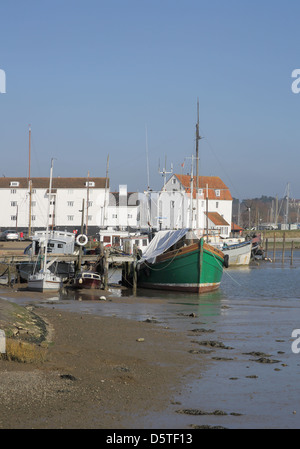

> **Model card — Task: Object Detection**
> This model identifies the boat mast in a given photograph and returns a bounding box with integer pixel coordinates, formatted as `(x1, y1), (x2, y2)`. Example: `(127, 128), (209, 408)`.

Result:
(195, 99), (202, 231)
(44, 158), (54, 271)
(190, 155), (194, 230)
(86, 170), (90, 235)
(28, 125), (32, 237)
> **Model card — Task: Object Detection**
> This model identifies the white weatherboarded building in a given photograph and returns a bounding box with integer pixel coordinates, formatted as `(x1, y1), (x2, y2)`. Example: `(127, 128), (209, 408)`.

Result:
(157, 174), (232, 237)
(0, 177), (108, 235)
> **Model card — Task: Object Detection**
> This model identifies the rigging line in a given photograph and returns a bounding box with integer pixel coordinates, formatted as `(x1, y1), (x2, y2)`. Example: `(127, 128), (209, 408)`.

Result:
(141, 248), (182, 272)
(210, 249), (271, 298)
(198, 126), (242, 199)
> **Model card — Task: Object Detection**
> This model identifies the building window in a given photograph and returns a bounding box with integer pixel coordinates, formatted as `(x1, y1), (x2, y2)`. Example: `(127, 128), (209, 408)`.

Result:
(10, 189), (16, 194)
(10, 215), (17, 221)
(88, 215), (92, 221)
(112, 214), (117, 219)
(10, 201), (17, 207)
(32, 201), (36, 207)
(215, 189), (220, 197)
(88, 201), (93, 207)
(216, 202), (219, 208)
(67, 201), (74, 207)
(171, 201), (175, 208)
(31, 216), (36, 221)
(128, 214), (132, 219)
(172, 178), (176, 184)
(67, 215), (74, 221)
(10, 181), (19, 187)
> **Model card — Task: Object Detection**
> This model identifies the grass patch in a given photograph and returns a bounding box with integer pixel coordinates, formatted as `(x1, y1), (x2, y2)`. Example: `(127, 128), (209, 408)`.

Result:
(0, 338), (47, 364)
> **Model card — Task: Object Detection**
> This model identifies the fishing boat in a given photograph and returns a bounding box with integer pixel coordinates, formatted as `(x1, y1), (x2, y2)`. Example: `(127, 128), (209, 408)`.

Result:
(73, 271), (101, 289)
(27, 159), (63, 292)
(135, 229), (227, 293)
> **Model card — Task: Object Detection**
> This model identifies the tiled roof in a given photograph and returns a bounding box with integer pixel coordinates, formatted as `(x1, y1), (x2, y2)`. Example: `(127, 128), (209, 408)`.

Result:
(0, 177), (109, 189)
(205, 212), (230, 226)
(175, 174), (232, 200)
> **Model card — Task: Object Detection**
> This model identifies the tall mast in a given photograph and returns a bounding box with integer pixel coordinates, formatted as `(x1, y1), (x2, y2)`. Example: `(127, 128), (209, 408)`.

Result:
(86, 170), (90, 235)
(28, 125), (32, 237)
(44, 158), (54, 271)
(195, 99), (202, 230)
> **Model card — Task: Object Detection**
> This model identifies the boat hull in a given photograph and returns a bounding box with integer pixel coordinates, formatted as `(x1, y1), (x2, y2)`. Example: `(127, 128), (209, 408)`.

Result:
(222, 241), (252, 266)
(73, 272), (101, 289)
(137, 240), (224, 293)
(27, 273), (62, 292)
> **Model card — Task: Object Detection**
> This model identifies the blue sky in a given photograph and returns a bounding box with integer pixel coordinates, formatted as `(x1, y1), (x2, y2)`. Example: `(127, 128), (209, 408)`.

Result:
(1, 0), (300, 200)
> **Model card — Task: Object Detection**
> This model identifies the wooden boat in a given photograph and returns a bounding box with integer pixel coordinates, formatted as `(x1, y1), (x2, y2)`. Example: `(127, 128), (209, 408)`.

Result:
(136, 229), (227, 293)
(74, 271), (101, 289)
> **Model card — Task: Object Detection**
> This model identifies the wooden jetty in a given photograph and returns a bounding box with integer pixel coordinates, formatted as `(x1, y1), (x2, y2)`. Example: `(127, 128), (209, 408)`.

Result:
(0, 243), (137, 291)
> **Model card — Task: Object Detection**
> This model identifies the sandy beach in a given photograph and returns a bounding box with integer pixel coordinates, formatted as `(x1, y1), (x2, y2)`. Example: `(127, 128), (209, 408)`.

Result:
(0, 288), (197, 429)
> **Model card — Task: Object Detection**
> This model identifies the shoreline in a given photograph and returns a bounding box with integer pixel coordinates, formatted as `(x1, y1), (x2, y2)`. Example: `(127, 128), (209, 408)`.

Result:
(0, 291), (198, 429)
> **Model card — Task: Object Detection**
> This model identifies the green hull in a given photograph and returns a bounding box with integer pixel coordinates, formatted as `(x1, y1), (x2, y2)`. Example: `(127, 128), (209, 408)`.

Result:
(137, 240), (224, 293)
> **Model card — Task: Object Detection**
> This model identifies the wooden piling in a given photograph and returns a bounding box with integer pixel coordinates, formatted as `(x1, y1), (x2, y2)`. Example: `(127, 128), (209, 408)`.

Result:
(103, 248), (109, 290)
(133, 245), (137, 295)
(282, 232), (285, 263)
(273, 232), (276, 263)
(291, 241), (294, 266)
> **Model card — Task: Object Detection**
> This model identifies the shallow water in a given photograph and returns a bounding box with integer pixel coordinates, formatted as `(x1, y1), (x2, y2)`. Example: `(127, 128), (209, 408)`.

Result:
(2, 253), (300, 428)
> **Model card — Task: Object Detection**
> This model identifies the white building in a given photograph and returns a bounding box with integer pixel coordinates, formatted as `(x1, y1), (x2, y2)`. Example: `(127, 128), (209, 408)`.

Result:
(157, 174), (232, 237)
(0, 177), (108, 235)
(0, 174), (233, 238)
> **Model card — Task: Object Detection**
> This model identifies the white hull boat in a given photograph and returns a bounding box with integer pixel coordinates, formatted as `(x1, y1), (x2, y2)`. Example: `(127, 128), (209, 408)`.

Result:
(222, 240), (252, 266)
(27, 269), (62, 292)
(28, 159), (63, 293)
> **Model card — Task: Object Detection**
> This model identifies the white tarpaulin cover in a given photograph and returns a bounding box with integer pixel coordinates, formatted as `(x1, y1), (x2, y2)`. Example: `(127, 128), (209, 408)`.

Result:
(138, 229), (190, 264)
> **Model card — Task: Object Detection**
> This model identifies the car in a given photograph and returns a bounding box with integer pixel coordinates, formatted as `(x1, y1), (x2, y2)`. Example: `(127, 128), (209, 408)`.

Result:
(0, 230), (19, 241)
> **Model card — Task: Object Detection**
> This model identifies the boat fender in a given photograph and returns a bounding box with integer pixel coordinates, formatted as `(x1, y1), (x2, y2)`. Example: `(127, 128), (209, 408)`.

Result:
(79, 278), (83, 284)
(223, 254), (229, 268)
(76, 234), (88, 246)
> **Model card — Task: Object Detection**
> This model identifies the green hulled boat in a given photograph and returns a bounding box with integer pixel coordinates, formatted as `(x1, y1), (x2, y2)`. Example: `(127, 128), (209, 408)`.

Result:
(136, 229), (227, 293)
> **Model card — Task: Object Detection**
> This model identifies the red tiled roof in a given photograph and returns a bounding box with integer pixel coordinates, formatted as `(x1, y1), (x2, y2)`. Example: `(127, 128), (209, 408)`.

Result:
(205, 212), (230, 226)
(175, 174), (232, 200)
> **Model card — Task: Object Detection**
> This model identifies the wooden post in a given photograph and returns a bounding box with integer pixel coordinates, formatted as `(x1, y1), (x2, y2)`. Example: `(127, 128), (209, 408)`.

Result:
(103, 248), (109, 290)
(265, 238), (268, 259)
(291, 241), (294, 266)
(7, 264), (11, 287)
(282, 232), (285, 263)
(133, 245), (137, 295)
(273, 232), (276, 263)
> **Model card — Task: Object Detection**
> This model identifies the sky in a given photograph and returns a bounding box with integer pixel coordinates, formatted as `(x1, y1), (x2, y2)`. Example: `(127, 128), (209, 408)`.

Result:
(1, 0), (300, 201)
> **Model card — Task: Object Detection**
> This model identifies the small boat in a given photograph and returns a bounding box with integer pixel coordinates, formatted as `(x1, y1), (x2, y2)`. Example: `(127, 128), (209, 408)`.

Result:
(28, 159), (62, 293)
(135, 229), (227, 293)
(27, 268), (63, 292)
(74, 271), (101, 289)
(221, 240), (252, 266)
